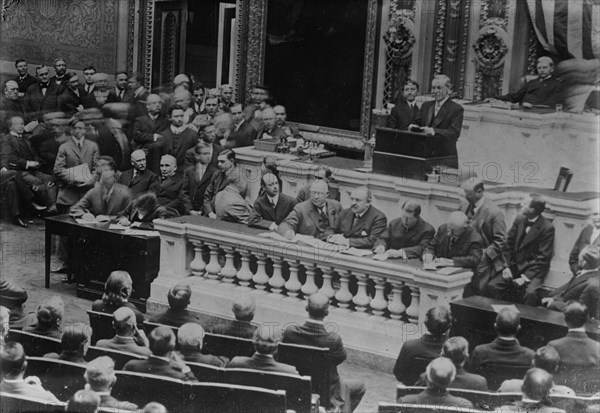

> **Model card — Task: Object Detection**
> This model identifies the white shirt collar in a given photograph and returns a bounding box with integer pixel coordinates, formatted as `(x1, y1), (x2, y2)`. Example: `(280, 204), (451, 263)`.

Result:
(435, 97), (449, 108)
(528, 215), (540, 224)
(498, 336), (517, 341)
(171, 125), (186, 134)
(2, 378), (25, 383)
(306, 319), (324, 325)
(72, 136), (85, 146)
(569, 327), (586, 332)
(267, 194), (279, 206)
(578, 268), (597, 277)
(473, 196), (485, 211)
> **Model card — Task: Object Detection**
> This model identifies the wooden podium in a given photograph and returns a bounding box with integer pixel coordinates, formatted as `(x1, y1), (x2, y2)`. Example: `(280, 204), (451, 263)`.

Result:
(373, 127), (458, 180)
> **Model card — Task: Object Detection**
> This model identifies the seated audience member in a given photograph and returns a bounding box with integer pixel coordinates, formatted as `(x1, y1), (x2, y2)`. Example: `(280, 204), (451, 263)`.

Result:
(125, 74), (149, 122)
(398, 358), (473, 408)
(388, 79), (420, 130)
(547, 301), (600, 389)
(84, 356), (138, 411)
(424, 211), (483, 277)
(248, 172), (296, 230)
(296, 166), (340, 203)
(149, 282), (200, 326)
(182, 141), (217, 215)
(469, 308), (535, 375)
(171, 89), (195, 126)
(274, 105), (299, 138)
(494, 56), (562, 108)
(494, 368), (566, 413)
(96, 307), (151, 356)
(92, 270), (144, 326)
(123, 326), (197, 381)
(23, 295), (64, 339)
(219, 84), (234, 109)
(118, 192), (176, 228)
(373, 200), (435, 259)
(177, 323), (229, 367)
(259, 106), (286, 140)
(193, 95), (219, 125)
(0, 278), (27, 328)
(44, 324), (90, 364)
(141, 402), (168, 413)
(24, 65), (60, 121)
(118, 150), (159, 198)
(58, 71), (84, 116)
(149, 154), (185, 215)
(1, 80), (27, 120)
(29, 111), (65, 176)
(0, 342), (60, 402)
(283, 293), (365, 413)
(82, 73), (116, 109)
(66, 389), (101, 413)
(229, 328), (298, 374)
(569, 210), (600, 276)
(215, 177), (253, 224)
(498, 346), (574, 395)
(70, 158), (132, 220)
(203, 149), (240, 218)
(327, 186), (387, 249)
(227, 102), (257, 148)
(543, 246), (600, 318)
(160, 105), (198, 170)
(394, 305), (452, 385)
(211, 294), (257, 339)
(278, 181), (343, 240)
(492, 195), (555, 305)
(213, 113), (235, 152)
(192, 82), (205, 114)
(132, 94), (169, 173)
(182, 123), (223, 170)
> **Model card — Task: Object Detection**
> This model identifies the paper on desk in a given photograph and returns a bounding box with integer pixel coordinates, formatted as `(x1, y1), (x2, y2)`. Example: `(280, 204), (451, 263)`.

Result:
(341, 247), (373, 257)
(124, 229), (161, 237)
(491, 304), (519, 313)
(109, 224), (127, 230)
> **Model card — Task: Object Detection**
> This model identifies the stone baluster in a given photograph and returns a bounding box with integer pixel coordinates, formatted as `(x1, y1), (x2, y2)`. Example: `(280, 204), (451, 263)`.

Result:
(220, 246), (237, 283)
(334, 270), (353, 309)
(285, 260), (302, 298)
(268, 256), (285, 294)
(189, 241), (206, 277)
(204, 243), (222, 280)
(352, 273), (371, 312)
(387, 281), (406, 320)
(236, 250), (253, 287)
(319, 267), (336, 299)
(252, 253), (269, 290)
(300, 261), (319, 296)
(405, 285), (420, 323)
(369, 276), (388, 316)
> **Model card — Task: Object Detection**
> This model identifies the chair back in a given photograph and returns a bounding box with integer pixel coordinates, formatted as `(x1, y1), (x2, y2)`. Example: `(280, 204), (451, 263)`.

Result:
(6, 329), (62, 357)
(142, 320), (179, 338)
(112, 371), (186, 412)
(25, 357), (87, 401)
(555, 366), (600, 394)
(396, 385), (522, 411)
(0, 392), (66, 413)
(209, 317), (258, 339)
(87, 310), (114, 345)
(478, 362), (530, 391)
(185, 381), (287, 413)
(551, 393), (600, 413)
(379, 401), (488, 413)
(203, 332), (255, 359)
(226, 368), (312, 413)
(85, 345), (147, 370)
(185, 360), (226, 382)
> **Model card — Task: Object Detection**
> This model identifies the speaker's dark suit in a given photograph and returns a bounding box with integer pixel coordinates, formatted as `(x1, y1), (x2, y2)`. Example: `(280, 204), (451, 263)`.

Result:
(414, 98), (463, 165)
(248, 192), (297, 229)
(118, 168), (159, 198)
(388, 99), (419, 130)
(373, 217), (435, 258)
(182, 163), (216, 213)
(569, 225), (600, 276)
(123, 356), (196, 381)
(227, 120), (257, 148)
(229, 353), (299, 375)
(150, 174), (185, 215)
(330, 205), (387, 249)
(425, 224), (484, 272)
(277, 199), (343, 240)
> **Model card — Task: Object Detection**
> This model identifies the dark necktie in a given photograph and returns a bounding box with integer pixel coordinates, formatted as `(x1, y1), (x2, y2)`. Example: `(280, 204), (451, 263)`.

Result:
(448, 236), (457, 252)
(319, 207), (328, 225)
(465, 203), (475, 219)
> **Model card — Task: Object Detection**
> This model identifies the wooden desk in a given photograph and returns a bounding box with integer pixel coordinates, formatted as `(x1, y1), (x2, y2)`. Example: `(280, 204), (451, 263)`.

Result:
(44, 216), (160, 310)
(450, 296), (600, 350)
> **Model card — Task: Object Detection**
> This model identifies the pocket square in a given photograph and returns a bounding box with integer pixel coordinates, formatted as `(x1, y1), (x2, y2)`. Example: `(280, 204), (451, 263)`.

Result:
(361, 230), (368, 237)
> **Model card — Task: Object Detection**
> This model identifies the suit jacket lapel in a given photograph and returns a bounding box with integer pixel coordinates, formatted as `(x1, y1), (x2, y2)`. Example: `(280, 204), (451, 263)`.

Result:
(433, 102), (448, 127)
(521, 217), (543, 248)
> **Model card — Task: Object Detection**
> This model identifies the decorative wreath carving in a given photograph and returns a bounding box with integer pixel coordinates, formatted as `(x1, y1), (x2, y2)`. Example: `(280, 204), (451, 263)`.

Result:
(473, 25), (508, 73)
(383, 11), (415, 66)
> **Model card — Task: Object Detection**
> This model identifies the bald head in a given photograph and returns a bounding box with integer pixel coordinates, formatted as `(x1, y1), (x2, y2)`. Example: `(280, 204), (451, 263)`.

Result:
(232, 294), (256, 321)
(167, 281), (191, 311)
(522, 368), (553, 401)
(306, 292), (329, 320)
(425, 357), (456, 390)
(113, 307), (136, 336)
(177, 322), (205, 349)
(495, 308), (520, 337)
(448, 211), (468, 229)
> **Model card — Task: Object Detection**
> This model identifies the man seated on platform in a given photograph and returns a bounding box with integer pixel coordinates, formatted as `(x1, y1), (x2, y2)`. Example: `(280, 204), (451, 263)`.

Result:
(469, 308), (535, 376)
(211, 294), (258, 339)
(117, 191), (176, 228)
(424, 211), (483, 276)
(204, 149), (241, 218)
(0, 342), (60, 402)
(230, 328), (298, 374)
(542, 246), (600, 318)
(227, 103), (257, 148)
(394, 305), (452, 385)
(493, 56), (563, 109)
(215, 175), (253, 224)
(132, 94), (169, 173)
(70, 157), (132, 221)
(183, 123), (223, 170)
(213, 113), (235, 150)
(149, 154), (185, 216)
(492, 195), (555, 306)
(326, 186), (387, 249)
(248, 172), (297, 231)
(182, 141), (217, 216)
(149, 281), (200, 327)
(92, 271), (144, 327)
(494, 368), (566, 413)
(160, 105), (198, 170)
(123, 326), (197, 381)
(96, 307), (151, 357)
(498, 346), (575, 395)
(283, 293), (365, 413)
(547, 301), (600, 391)
(296, 166), (340, 203)
(373, 200), (435, 259)
(219, 84), (234, 109)
(274, 105), (298, 138)
(84, 356), (138, 411)
(177, 323), (229, 367)
(278, 180), (343, 241)
(388, 79), (420, 131)
(409, 74), (463, 167)
(259, 106), (286, 140)
(569, 210), (600, 277)
(397, 357), (473, 408)
(118, 150), (159, 198)
(460, 179), (507, 297)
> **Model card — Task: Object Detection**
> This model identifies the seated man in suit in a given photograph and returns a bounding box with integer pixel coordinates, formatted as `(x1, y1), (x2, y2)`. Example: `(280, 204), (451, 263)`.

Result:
(211, 294), (257, 339)
(568, 210), (600, 276)
(132, 94), (170, 173)
(278, 180), (343, 241)
(84, 356), (138, 411)
(283, 293), (365, 413)
(498, 346), (574, 395)
(96, 307), (151, 356)
(259, 106), (286, 140)
(123, 326), (197, 381)
(491, 195), (555, 305)
(424, 211), (483, 278)
(228, 103), (257, 148)
(547, 301), (600, 391)
(149, 282), (200, 327)
(248, 172), (297, 231)
(296, 166), (340, 203)
(149, 154), (185, 215)
(394, 305), (452, 385)
(0, 341), (60, 402)
(543, 245), (600, 318)
(160, 105), (198, 170)
(204, 149), (242, 218)
(183, 123), (223, 170)
(229, 328), (298, 374)
(183, 141), (216, 216)
(398, 357), (473, 408)
(373, 200), (435, 259)
(118, 150), (158, 198)
(469, 308), (535, 376)
(388, 79), (420, 130)
(327, 186), (387, 249)
(66, 389), (101, 413)
(215, 176), (252, 224)
(177, 323), (229, 367)
(43, 324), (90, 364)
(495, 368), (566, 413)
